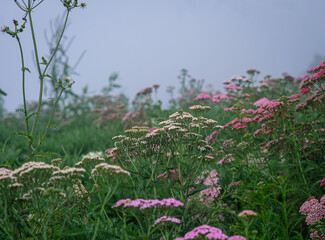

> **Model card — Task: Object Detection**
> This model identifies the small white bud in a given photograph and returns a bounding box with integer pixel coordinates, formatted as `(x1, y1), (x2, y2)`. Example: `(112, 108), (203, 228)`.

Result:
(1, 25), (8, 33)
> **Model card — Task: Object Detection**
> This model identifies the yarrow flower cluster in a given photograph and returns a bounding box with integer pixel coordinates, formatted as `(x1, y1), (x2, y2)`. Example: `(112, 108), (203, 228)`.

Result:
(300, 195), (325, 225)
(321, 178), (325, 187)
(153, 216), (181, 227)
(189, 105), (211, 113)
(12, 161), (59, 184)
(75, 155), (105, 168)
(195, 169), (221, 206)
(112, 198), (184, 210)
(49, 167), (86, 186)
(224, 83), (242, 90)
(238, 210), (258, 219)
(91, 163), (130, 179)
(175, 225), (246, 240)
(194, 92), (211, 101)
(253, 97), (270, 107)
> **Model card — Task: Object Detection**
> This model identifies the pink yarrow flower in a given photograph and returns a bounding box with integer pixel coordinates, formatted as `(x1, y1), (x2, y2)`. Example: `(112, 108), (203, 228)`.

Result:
(311, 60), (325, 72)
(231, 123), (247, 130)
(175, 225), (228, 240)
(299, 196), (325, 225)
(194, 92), (211, 101)
(112, 198), (184, 210)
(247, 68), (260, 74)
(320, 178), (325, 187)
(224, 83), (242, 90)
(253, 97), (270, 107)
(153, 216), (181, 227)
(238, 210), (258, 218)
(112, 199), (131, 208)
(223, 107), (233, 112)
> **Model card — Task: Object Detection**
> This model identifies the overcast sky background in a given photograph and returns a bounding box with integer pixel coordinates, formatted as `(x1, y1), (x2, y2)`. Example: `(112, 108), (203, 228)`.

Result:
(1, 0), (325, 112)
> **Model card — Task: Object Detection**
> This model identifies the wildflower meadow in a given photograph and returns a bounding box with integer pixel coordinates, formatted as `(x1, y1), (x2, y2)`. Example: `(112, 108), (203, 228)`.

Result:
(1, 1), (325, 239)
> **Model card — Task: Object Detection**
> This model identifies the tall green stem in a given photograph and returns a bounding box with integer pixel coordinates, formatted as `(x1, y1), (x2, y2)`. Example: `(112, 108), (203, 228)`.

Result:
(27, 8), (70, 157)
(16, 35), (32, 159)
(28, 9), (44, 139)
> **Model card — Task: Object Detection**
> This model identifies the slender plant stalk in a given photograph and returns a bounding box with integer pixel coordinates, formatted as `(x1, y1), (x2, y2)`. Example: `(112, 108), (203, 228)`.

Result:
(42, 11), (70, 75)
(28, 8), (44, 138)
(15, 35), (32, 158)
(27, 7), (70, 158)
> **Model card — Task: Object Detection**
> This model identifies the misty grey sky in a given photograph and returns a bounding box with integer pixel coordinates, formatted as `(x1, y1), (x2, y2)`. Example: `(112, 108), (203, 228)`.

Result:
(1, 0), (325, 112)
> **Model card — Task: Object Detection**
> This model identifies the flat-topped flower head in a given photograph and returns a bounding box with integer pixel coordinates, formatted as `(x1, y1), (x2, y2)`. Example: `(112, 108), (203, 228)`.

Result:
(246, 68), (260, 75)
(91, 163), (130, 180)
(50, 167), (85, 185)
(112, 198), (184, 210)
(75, 155), (105, 168)
(300, 195), (325, 225)
(189, 105), (211, 114)
(0, 168), (12, 178)
(51, 158), (62, 167)
(124, 126), (149, 138)
(254, 97), (270, 107)
(224, 83), (242, 90)
(309, 60), (325, 73)
(12, 161), (59, 183)
(238, 210), (258, 219)
(194, 92), (211, 101)
(112, 135), (127, 141)
(153, 216), (181, 227)
(112, 198), (132, 208)
(175, 225), (228, 240)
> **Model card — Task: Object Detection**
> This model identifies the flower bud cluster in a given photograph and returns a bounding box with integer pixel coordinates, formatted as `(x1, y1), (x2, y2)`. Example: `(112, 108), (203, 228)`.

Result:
(75, 155), (105, 168)
(153, 216), (181, 227)
(12, 161), (59, 184)
(49, 167), (85, 186)
(91, 163), (130, 180)
(112, 198), (184, 210)
(61, 0), (86, 9)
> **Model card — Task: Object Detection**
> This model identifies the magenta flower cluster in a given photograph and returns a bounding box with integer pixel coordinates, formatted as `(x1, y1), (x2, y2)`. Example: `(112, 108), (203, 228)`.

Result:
(153, 216), (181, 227)
(175, 225), (246, 240)
(194, 92), (211, 101)
(310, 230), (325, 240)
(253, 97), (270, 107)
(320, 178), (325, 187)
(299, 195), (325, 225)
(238, 210), (257, 218)
(224, 83), (242, 91)
(112, 198), (184, 210)
(157, 169), (182, 181)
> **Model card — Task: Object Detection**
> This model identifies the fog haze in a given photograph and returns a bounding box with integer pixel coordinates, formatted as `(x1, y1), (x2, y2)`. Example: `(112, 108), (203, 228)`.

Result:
(1, 0), (325, 112)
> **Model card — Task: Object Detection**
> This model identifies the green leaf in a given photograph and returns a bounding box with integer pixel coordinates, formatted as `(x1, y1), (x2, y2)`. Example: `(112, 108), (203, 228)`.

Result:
(27, 112), (38, 120)
(16, 108), (25, 113)
(0, 88), (7, 96)
(49, 125), (57, 129)
(43, 74), (55, 81)
(23, 67), (31, 73)
(14, 131), (33, 140)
